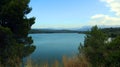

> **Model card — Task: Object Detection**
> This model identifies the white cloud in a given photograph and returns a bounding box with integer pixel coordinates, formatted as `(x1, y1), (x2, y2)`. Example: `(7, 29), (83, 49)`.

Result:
(100, 0), (120, 16)
(91, 14), (107, 19)
(88, 0), (120, 26)
(90, 14), (120, 25)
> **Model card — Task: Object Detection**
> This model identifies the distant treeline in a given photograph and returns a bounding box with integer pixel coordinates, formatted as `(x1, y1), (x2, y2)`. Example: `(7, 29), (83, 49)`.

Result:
(101, 27), (120, 37)
(29, 29), (86, 34)
(29, 27), (120, 36)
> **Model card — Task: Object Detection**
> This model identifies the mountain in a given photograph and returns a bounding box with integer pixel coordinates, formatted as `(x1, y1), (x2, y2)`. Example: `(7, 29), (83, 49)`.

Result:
(30, 25), (120, 34)
(70, 25), (120, 31)
(29, 29), (86, 34)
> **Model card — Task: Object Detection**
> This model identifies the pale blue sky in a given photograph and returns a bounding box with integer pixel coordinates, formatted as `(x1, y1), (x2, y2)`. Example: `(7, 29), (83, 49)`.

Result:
(28, 0), (117, 29)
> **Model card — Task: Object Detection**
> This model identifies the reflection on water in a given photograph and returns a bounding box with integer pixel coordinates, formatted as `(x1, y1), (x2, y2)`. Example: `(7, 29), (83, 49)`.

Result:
(24, 33), (85, 64)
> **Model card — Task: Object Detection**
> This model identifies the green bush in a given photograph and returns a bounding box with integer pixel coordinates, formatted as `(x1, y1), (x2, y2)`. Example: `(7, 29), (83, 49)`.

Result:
(79, 26), (120, 67)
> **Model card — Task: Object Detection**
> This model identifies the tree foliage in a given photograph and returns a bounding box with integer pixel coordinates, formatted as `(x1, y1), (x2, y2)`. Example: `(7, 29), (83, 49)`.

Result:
(0, 0), (35, 66)
(79, 26), (120, 67)
(104, 36), (120, 67)
(101, 27), (120, 37)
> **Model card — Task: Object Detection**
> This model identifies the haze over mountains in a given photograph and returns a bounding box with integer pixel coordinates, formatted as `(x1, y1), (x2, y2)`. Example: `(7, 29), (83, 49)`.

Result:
(32, 25), (120, 31)
(30, 25), (120, 34)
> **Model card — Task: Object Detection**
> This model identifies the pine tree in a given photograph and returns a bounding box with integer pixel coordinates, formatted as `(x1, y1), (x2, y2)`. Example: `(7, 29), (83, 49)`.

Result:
(79, 26), (120, 67)
(0, 0), (35, 66)
(79, 26), (107, 67)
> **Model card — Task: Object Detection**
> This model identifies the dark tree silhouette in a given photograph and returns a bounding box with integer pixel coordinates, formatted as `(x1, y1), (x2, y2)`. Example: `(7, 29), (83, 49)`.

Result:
(0, 0), (35, 66)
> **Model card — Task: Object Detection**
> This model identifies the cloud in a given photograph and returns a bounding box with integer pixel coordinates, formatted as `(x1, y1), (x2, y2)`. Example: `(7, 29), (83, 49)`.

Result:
(91, 14), (106, 19)
(90, 14), (120, 25)
(88, 0), (120, 26)
(100, 0), (120, 16)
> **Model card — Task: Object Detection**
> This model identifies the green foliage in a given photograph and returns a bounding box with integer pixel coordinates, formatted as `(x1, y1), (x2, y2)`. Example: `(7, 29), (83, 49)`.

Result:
(101, 27), (120, 37)
(104, 36), (120, 67)
(0, 26), (21, 66)
(80, 26), (107, 67)
(0, 0), (36, 66)
(79, 26), (120, 67)
(0, 0), (35, 38)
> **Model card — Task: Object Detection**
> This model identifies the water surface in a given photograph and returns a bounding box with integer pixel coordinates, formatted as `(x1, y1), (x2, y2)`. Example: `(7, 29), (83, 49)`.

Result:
(27, 33), (85, 63)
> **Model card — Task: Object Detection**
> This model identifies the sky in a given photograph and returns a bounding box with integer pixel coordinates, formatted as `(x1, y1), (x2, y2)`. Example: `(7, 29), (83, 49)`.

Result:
(28, 0), (120, 29)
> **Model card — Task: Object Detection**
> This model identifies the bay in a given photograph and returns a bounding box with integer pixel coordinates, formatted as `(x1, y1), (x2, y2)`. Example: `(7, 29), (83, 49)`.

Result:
(25, 33), (85, 64)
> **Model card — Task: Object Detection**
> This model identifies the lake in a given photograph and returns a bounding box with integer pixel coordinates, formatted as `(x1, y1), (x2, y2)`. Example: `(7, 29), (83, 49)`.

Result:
(25, 33), (85, 64)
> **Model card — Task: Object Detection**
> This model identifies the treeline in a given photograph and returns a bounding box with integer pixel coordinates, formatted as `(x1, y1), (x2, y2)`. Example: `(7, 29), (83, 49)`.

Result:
(101, 27), (120, 37)
(29, 29), (86, 33)
(29, 27), (120, 36)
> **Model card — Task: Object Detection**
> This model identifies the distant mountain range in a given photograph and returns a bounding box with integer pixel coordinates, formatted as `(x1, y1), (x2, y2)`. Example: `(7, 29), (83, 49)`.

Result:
(29, 29), (86, 33)
(70, 25), (120, 31)
(30, 25), (120, 34)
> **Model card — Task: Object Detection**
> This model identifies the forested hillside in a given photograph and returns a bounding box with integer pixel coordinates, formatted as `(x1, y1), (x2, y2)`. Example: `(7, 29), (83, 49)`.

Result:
(101, 27), (120, 37)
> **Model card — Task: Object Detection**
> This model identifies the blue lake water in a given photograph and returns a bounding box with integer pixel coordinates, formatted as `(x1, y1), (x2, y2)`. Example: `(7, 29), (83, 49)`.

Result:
(26, 33), (85, 63)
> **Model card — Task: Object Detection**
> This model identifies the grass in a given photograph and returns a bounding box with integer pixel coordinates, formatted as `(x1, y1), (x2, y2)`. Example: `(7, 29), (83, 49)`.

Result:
(0, 55), (90, 67)
(0, 57), (22, 67)
(24, 55), (90, 67)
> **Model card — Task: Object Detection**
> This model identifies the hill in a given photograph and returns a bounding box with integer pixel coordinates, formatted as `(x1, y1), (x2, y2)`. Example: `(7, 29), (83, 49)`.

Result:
(101, 27), (120, 37)
(29, 29), (86, 34)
